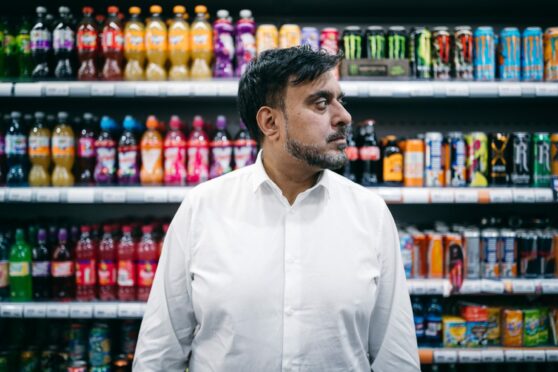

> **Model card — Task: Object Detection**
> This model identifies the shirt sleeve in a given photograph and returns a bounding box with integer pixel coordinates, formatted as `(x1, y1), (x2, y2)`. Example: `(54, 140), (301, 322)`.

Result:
(133, 196), (197, 371)
(369, 203), (420, 372)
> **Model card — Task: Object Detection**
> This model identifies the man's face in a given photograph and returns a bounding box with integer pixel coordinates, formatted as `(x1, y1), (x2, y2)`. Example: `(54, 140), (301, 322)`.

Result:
(279, 70), (352, 170)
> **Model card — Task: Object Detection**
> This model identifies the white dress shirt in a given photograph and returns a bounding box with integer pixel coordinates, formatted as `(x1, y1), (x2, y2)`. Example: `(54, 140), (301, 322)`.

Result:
(134, 151), (420, 372)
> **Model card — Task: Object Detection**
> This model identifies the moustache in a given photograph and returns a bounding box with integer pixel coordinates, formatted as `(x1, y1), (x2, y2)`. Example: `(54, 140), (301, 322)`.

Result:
(326, 127), (350, 143)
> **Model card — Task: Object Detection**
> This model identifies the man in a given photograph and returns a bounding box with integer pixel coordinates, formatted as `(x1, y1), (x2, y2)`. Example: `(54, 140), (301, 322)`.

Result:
(134, 46), (420, 371)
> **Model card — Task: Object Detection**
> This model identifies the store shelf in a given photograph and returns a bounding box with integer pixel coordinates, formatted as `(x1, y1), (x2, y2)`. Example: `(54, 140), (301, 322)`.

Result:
(2, 81), (558, 98)
(0, 301), (146, 319)
(420, 347), (558, 364)
(408, 278), (558, 297)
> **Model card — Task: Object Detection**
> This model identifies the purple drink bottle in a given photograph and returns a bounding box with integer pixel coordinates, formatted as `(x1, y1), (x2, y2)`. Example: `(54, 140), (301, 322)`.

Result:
(117, 116), (140, 185)
(209, 116), (232, 179)
(234, 9), (256, 77)
(94, 116), (117, 185)
(233, 120), (257, 169)
(213, 10), (234, 78)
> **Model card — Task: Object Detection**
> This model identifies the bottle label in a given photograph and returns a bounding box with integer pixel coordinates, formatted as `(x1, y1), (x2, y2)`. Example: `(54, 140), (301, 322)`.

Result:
(125, 29), (145, 52)
(345, 146), (359, 161)
(239, 33), (257, 62)
(404, 151), (424, 179)
(187, 147), (209, 183)
(169, 29), (189, 52)
(137, 260), (157, 287)
(97, 147), (116, 173)
(383, 153), (404, 182)
(5, 134), (27, 155)
(17, 35), (31, 54)
(118, 148), (138, 175)
(76, 259), (96, 285)
(191, 29), (212, 52)
(142, 148), (162, 173)
(32, 261), (51, 277)
(30, 30), (51, 51)
(218, 33), (235, 59)
(52, 135), (75, 157)
(359, 146), (380, 161)
(146, 28), (167, 51)
(233, 143), (256, 169)
(9, 262), (30, 277)
(102, 29), (124, 52)
(117, 259), (136, 287)
(51, 261), (74, 277)
(29, 135), (50, 157)
(53, 29), (75, 51)
(210, 146), (232, 177)
(164, 147), (186, 174)
(78, 137), (95, 158)
(77, 29), (97, 51)
(0, 261), (9, 286)
(98, 260), (116, 286)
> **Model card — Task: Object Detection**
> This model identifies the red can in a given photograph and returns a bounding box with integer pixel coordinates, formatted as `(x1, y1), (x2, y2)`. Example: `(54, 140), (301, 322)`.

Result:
(320, 27), (339, 54)
(432, 26), (451, 80)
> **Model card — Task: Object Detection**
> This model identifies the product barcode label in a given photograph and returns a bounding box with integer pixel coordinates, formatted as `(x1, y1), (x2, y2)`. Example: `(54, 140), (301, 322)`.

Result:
(433, 350), (457, 363)
(47, 304), (70, 318)
(94, 304), (118, 318)
(481, 349), (504, 362)
(24, 304), (46, 318)
(70, 304), (93, 318)
(45, 84), (70, 96)
(1, 304), (23, 318)
(459, 350), (481, 363)
(504, 349), (524, 362)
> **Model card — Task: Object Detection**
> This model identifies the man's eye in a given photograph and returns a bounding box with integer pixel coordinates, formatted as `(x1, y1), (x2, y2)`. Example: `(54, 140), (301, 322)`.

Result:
(316, 100), (327, 109)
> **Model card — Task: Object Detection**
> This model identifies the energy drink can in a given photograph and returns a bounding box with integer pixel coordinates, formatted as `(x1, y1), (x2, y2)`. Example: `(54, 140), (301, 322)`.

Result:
(301, 27), (319, 51)
(69, 322), (88, 362)
(518, 231), (538, 278)
(342, 26), (363, 60)
(523, 309), (540, 347)
(489, 132), (511, 185)
(444, 233), (464, 292)
(466, 132), (489, 187)
(89, 322), (111, 367)
(544, 27), (558, 81)
(463, 229), (481, 279)
(409, 27), (431, 78)
(279, 24), (301, 49)
(511, 132), (531, 185)
(445, 132), (467, 187)
(502, 309), (523, 347)
(404, 138), (424, 187)
(498, 27), (521, 81)
(500, 229), (517, 278)
(474, 26), (496, 81)
(426, 232), (444, 279)
(320, 28), (339, 55)
(432, 26), (451, 80)
(387, 26), (407, 59)
(551, 133), (558, 176)
(412, 231), (428, 278)
(365, 26), (386, 59)
(256, 24), (278, 55)
(532, 132), (551, 187)
(453, 26), (474, 80)
(481, 229), (500, 279)
(425, 132), (444, 187)
(522, 27), (544, 81)
(538, 230), (554, 278)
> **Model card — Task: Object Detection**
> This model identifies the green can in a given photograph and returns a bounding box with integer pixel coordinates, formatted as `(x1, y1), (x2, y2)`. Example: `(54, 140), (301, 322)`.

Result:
(532, 132), (551, 187)
(538, 308), (549, 345)
(365, 26), (386, 59)
(388, 26), (407, 59)
(523, 308), (540, 346)
(342, 26), (363, 60)
(410, 27), (432, 78)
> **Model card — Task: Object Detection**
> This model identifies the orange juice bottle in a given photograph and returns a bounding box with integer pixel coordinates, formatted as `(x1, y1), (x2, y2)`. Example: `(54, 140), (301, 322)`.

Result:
(145, 5), (167, 81)
(124, 6), (145, 80)
(28, 112), (51, 186)
(51, 112), (75, 187)
(190, 5), (212, 79)
(140, 115), (163, 185)
(168, 5), (190, 80)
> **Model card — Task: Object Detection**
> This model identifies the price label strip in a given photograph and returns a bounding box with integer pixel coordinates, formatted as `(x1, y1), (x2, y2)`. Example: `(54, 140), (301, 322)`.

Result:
(70, 304), (94, 318)
(433, 350), (457, 364)
(66, 188), (95, 203)
(430, 189), (455, 203)
(481, 349), (504, 363)
(47, 303), (70, 318)
(546, 350), (558, 362)
(511, 279), (537, 294)
(445, 83), (470, 97)
(458, 350), (481, 363)
(91, 83), (115, 97)
(457, 280), (482, 295)
(94, 304), (118, 318)
(24, 303), (47, 318)
(1, 304), (24, 318)
(541, 279), (558, 294)
(143, 189), (168, 203)
(481, 280), (504, 294)
(504, 349), (524, 362)
(35, 189), (61, 202)
(523, 350), (546, 362)
(118, 303), (144, 318)
(402, 188), (429, 204)
(45, 84), (70, 97)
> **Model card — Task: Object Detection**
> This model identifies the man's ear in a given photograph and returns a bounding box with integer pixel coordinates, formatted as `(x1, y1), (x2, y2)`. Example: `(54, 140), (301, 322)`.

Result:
(256, 106), (281, 143)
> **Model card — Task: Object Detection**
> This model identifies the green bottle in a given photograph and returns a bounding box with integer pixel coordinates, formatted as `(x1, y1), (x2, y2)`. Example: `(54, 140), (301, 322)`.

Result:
(17, 17), (32, 78)
(9, 228), (32, 301)
(1, 19), (17, 77)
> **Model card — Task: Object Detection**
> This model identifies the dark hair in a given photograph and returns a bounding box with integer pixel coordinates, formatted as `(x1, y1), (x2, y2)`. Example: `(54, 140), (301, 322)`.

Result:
(237, 46), (343, 145)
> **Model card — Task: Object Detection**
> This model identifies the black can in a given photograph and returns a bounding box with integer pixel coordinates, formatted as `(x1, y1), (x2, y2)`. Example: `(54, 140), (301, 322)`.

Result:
(537, 230), (554, 278)
(342, 26), (363, 60)
(409, 27), (432, 79)
(489, 132), (511, 185)
(365, 26), (386, 59)
(453, 26), (474, 80)
(387, 26), (407, 59)
(510, 132), (531, 185)
(517, 231), (538, 278)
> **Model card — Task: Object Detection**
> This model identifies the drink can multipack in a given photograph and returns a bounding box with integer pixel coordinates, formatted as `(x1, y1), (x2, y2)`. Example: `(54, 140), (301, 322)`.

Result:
(432, 26), (451, 80)
(301, 27), (319, 51)
(279, 24), (301, 49)
(500, 229), (517, 278)
(444, 132), (467, 187)
(256, 24), (278, 55)
(463, 228), (481, 279)
(320, 27), (339, 55)
(474, 26), (496, 81)
(544, 27), (558, 81)
(453, 26), (473, 80)
(522, 27), (544, 81)
(404, 138), (424, 187)
(410, 26), (431, 79)
(365, 26), (386, 60)
(481, 229), (500, 279)
(498, 27), (521, 81)
(387, 26), (407, 60)
(342, 26), (363, 60)
(511, 132), (531, 185)
(425, 132), (444, 187)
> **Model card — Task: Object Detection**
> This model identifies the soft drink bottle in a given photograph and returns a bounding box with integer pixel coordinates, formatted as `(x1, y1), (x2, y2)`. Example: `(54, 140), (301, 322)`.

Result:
(51, 228), (75, 301)
(6, 111), (28, 186)
(145, 5), (168, 81)
(94, 116), (117, 185)
(235, 10), (256, 77)
(53, 6), (75, 79)
(17, 17), (33, 78)
(32, 228), (51, 300)
(137, 225), (158, 302)
(28, 111), (51, 187)
(140, 115), (164, 185)
(339, 125), (358, 182)
(210, 115), (232, 179)
(359, 119), (381, 186)
(411, 297), (425, 346)
(9, 228), (32, 301)
(213, 10), (234, 78)
(98, 225), (117, 301)
(117, 225), (137, 301)
(233, 120), (257, 169)
(2, 20), (17, 77)
(123, 6), (145, 81)
(168, 5), (190, 80)
(101, 6), (124, 80)
(76, 6), (98, 81)
(30, 6), (51, 78)
(187, 116), (209, 185)
(0, 116), (7, 185)
(51, 111), (75, 187)
(190, 5), (213, 79)
(164, 115), (187, 185)
(424, 298), (443, 347)
(0, 231), (10, 299)
(76, 113), (96, 185)
(118, 115), (140, 185)
(75, 225), (96, 301)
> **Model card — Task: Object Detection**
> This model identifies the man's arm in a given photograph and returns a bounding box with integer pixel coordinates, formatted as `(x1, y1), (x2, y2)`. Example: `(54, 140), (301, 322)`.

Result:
(369, 203), (420, 372)
(133, 198), (197, 371)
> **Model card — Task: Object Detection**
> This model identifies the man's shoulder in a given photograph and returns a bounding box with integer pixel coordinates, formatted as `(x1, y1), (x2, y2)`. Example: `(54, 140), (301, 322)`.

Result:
(326, 170), (387, 208)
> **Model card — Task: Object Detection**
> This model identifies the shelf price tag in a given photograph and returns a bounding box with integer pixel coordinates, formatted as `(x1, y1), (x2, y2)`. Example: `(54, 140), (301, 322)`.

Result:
(35, 189), (61, 202)
(511, 279), (537, 294)
(445, 83), (470, 97)
(458, 280), (482, 294)
(433, 350), (457, 364)
(504, 349), (524, 362)
(118, 303), (144, 318)
(512, 188), (535, 203)
(70, 304), (93, 318)
(135, 84), (160, 96)
(454, 189), (478, 203)
(541, 279), (558, 294)
(45, 84), (70, 96)
(402, 188), (429, 204)
(47, 303), (70, 318)
(7, 189), (33, 202)
(0, 83), (12, 96)
(66, 188), (95, 203)
(546, 350), (558, 362)
(534, 189), (554, 202)
(0, 189), (5, 202)
(410, 84), (434, 97)
(535, 84), (558, 96)
(430, 189), (454, 203)
(489, 189), (513, 203)
(218, 82), (239, 96)
(498, 84), (522, 97)
(101, 190), (126, 203)
(24, 303), (47, 318)
(1, 304), (24, 318)
(91, 83), (115, 96)
(523, 350), (546, 362)
(458, 350), (481, 363)
(377, 188), (402, 203)
(167, 188), (189, 203)
(166, 83), (191, 96)
(94, 304), (118, 318)
(425, 280), (445, 295)
(143, 189), (168, 203)
(367, 83), (393, 97)
(470, 83), (498, 97)
(481, 280), (504, 293)
(192, 82), (217, 96)
(481, 349), (504, 363)
(14, 83), (43, 96)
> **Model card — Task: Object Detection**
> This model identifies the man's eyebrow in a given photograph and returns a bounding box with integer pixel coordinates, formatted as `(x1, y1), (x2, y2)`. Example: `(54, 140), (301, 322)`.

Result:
(305, 90), (345, 103)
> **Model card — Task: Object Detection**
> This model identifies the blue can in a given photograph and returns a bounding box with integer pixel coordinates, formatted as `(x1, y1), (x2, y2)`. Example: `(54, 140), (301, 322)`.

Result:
(399, 232), (413, 278)
(522, 27), (544, 81)
(446, 132), (467, 187)
(474, 26), (496, 81)
(499, 27), (521, 81)
(301, 27), (320, 51)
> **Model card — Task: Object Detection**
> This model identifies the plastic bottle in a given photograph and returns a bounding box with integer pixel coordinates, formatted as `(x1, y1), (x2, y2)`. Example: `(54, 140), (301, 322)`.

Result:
(340, 125), (358, 183)
(0, 116), (6, 185)
(51, 111), (75, 187)
(168, 5), (190, 80)
(117, 225), (137, 301)
(30, 6), (51, 78)
(140, 115), (164, 185)
(118, 115), (140, 185)
(77, 6), (98, 80)
(145, 5), (168, 81)
(6, 111), (28, 186)
(32, 228), (51, 300)
(359, 119), (381, 186)
(75, 225), (96, 301)
(28, 111), (51, 187)
(137, 225), (158, 302)
(9, 229), (32, 301)
(2, 20), (18, 77)
(98, 224), (117, 301)
(51, 228), (75, 301)
(210, 115), (232, 179)
(233, 120), (257, 169)
(411, 297), (425, 346)
(53, 6), (74, 79)
(382, 135), (403, 185)
(101, 6), (124, 80)
(0, 231), (11, 299)
(94, 116), (117, 185)
(213, 10), (234, 78)
(123, 6), (145, 81)
(17, 17), (33, 77)
(424, 297), (443, 347)
(190, 5), (213, 79)
(76, 113), (96, 185)
(235, 10), (256, 77)
(187, 115), (209, 185)
(164, 115), (187, 185)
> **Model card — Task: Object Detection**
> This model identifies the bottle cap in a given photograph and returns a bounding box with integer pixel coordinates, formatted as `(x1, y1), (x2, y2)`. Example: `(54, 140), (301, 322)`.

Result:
(82, 6), (94, 14)
(239, 9), (252, 18)
(173, 5), (186, 14)
(129, 6), (141, 15)
(123, 115), (136, 131)
(57, 111), (68, 123)
(103, 225), (112, 233)
(122, 225), (132, 233)
(142, 225), (153, 234)
(15, 229), (26, 241)
(34, 111), (45, 121)
(37, 229), (47, 241)
(80, 225), (91, 233)
(193, 115), (204, 129)
(36, 6), (47, 14)
(146, 115), (159, 130)
(107, 6), (119, 14)
(216, 9), (229, 19)
(216, 115), (227, 130)
(169, 115), (182, 130)
(238, 120), (247, 130)
(59, 6), (70, 14)
(100, 116), (113, 131)
(58, 228), (68, 242)
(11, 111), (22, 120)
(150, 5), (162, 14)
(195, 5), (207, 14)
(83, 112), (93, 121)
